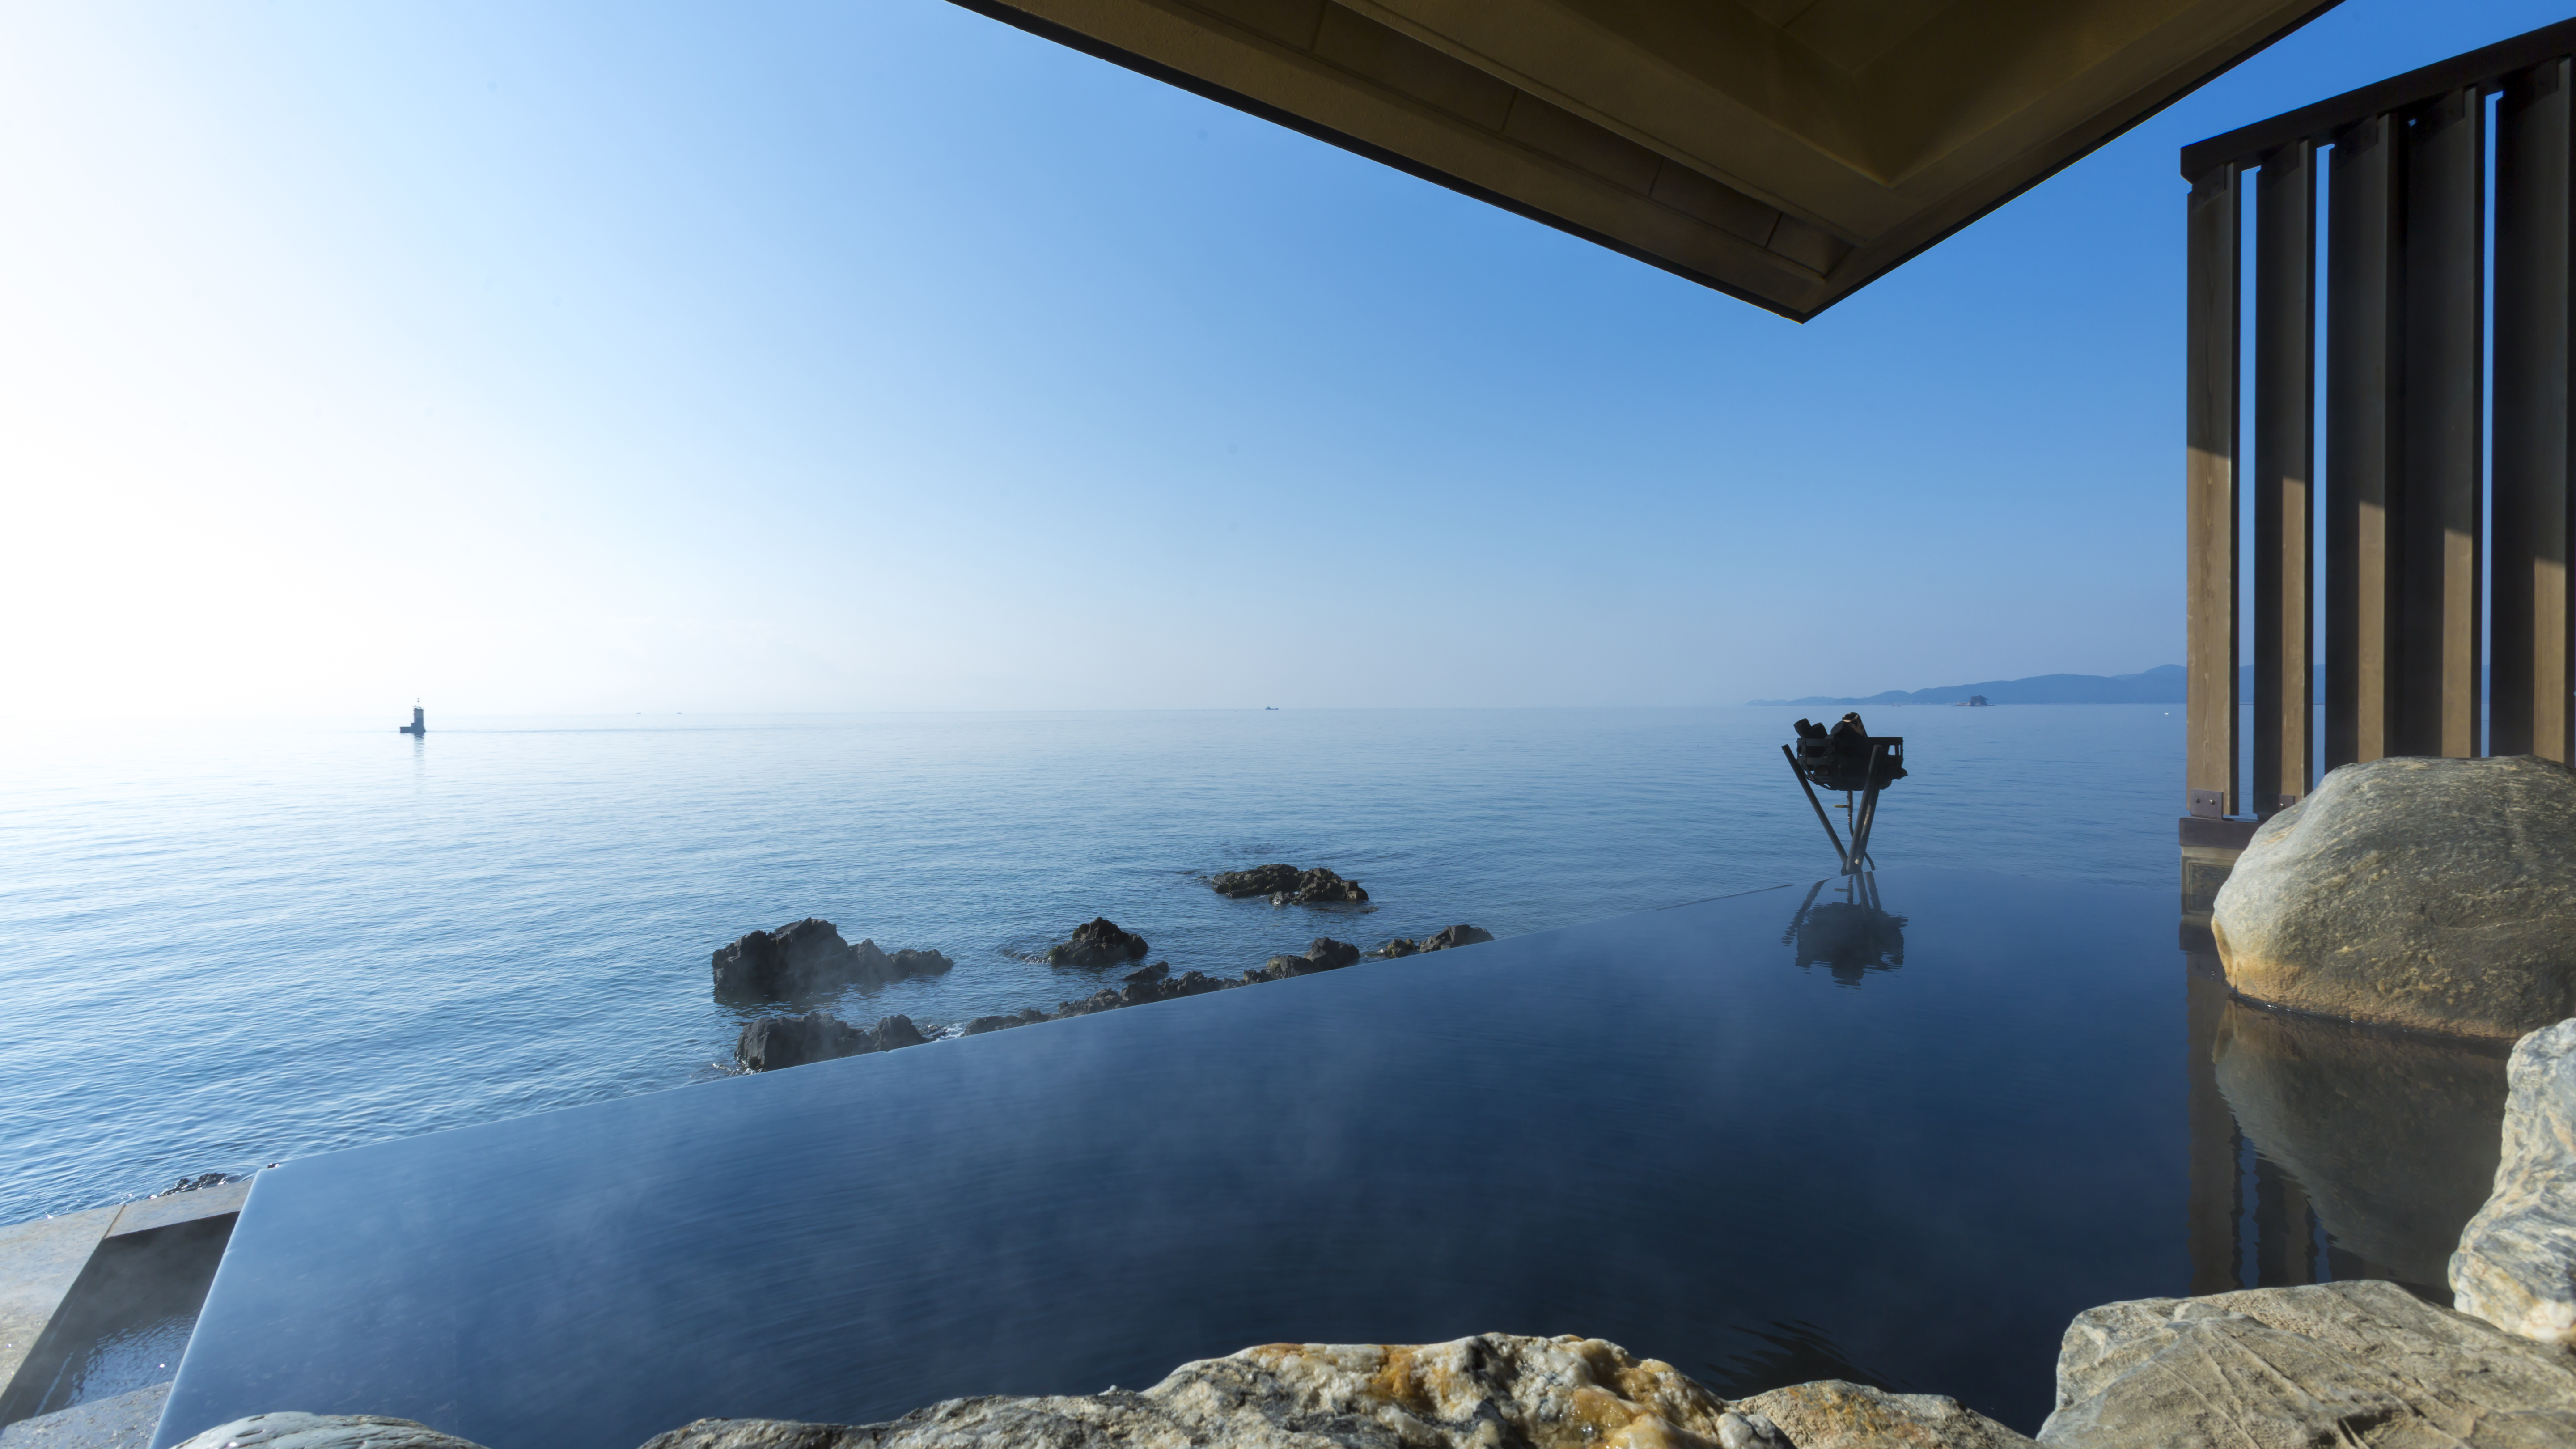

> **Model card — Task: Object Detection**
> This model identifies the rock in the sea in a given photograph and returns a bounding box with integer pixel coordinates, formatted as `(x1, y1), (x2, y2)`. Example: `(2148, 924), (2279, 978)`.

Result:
(2212, 755), (2576, 1039)
(2036, 1278), (2576, 1447)
(637, 1333), (1787, 1449)
(1210, 864), (1369, 904)
(1740, 1380), (2033, 1449)
(172, 1414), (487, 1449)
(1046, 917), (1149, 970)
(1058, 969), (1229, 1017)
(711, 919), (954, 999)
(1378, 924), (1495, 958)
(735, 1012), (928, 1072)
(1305, 936), (1361, 970)
(1241, 939), (1362, 984)
(2452, 1017), (2576, 1343)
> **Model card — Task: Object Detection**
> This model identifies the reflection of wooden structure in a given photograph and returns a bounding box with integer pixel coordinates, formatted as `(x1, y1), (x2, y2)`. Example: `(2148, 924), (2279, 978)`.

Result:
(950, 0), (2336, 319)
(2185, 19), (2576, 830)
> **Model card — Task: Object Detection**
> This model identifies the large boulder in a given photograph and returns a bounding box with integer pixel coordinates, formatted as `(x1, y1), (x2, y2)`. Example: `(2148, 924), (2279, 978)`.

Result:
(172, 1414), (487, 1449)
(1209, 864), (1370, 905)
(2035, 1279), (2576, 1447)
(735, 1013), (927, 1072)
(1046, 918), (1149, 970)
(711, 919), (953, 999)
(635, 1334), (1792, 1449)
(2213, 998), (2506, 1288)
(2452, 1018), (2576, 1343)
(2212, 755), (2576, 1039)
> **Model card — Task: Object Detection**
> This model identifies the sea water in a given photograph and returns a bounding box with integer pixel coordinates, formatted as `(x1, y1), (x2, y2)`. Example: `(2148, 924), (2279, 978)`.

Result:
(0, 705), (2182, 1225)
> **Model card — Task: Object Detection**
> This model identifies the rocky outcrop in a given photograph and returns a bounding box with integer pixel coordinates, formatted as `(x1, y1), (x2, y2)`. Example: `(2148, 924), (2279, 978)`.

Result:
(172, 1414), (487, 1449)
(2213, 998), (2507, 1288)
(1209, 864), (1369, 905)
(2212, 755), (2576, 1039)
(1046, 918), (1149, 970)
(1377, 924), (1494, 958)
(959, 1010), (1046, 1036)
(711, 920), (953, 999)
(2452, 1018), (2576, 1343)
(637, 1334), (1790, 1449)
(1055, 969), (1228, 1017)
(1241, 937), (1363, 984)
(1739, 1381), (2033, 1449)
(2035, 1279), (2576, 1447)
(734, 1013), (927, 1072)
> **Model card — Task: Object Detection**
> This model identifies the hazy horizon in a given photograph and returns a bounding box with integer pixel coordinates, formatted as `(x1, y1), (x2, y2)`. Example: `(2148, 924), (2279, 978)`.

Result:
(4, 1), (2556, 719)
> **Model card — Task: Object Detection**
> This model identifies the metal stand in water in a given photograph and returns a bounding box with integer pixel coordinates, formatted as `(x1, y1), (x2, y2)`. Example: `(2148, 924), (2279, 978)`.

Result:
(1781, 713), (1905, 875)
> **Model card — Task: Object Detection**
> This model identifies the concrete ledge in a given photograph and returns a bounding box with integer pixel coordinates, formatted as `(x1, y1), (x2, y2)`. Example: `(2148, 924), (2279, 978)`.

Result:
(105, 1186), (248, 1242)
(0, 1212), (119, 1408)
(0, 1385), (169, 1449)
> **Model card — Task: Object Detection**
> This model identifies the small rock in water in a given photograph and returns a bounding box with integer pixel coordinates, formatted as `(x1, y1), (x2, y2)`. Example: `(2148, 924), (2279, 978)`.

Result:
(1305, 936), (1361, 970)
(1378, 925), (1493, 958)
(2213, 755), (2576, 1039)
(710, 919), (953, 1000)
(1122, 961), (1170, 985)
(1211, 863), (1369, 904)
(735, 1012), (928, 1072)
(2451, 1017), (2576, 1343)
(158, 1171), (242, 1196)
(1046, 917), (1150, 970)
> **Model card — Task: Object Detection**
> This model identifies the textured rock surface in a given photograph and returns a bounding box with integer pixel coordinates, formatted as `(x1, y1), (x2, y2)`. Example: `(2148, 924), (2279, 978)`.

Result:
(2214, 998), (2506, 1288)
(735, 1013), (927, 1072)
(169, 1415), (487, 1449)
(1378, 925), (1494, 958)
(637, 1334), (1786, 1449)
(1209, 865), (1369, 904)
(0, 1383), (170, 1449)
(2036, 1279), (2576, 1448)
(2452, 1018), (2576, 1343)
(711, 920), (953, 999)
(1046, 918), (1150, 970)
(1739, 1381), (2032, 1449)
(2212, 755), (2576, 1039)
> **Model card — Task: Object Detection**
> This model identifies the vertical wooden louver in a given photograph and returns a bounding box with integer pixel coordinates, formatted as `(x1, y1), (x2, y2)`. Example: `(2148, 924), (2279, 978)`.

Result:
(2183, 19), (2576, 820)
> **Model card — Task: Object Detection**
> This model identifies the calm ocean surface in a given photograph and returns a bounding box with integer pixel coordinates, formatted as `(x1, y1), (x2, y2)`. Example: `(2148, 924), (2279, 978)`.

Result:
(0, 706), (2183, 1225)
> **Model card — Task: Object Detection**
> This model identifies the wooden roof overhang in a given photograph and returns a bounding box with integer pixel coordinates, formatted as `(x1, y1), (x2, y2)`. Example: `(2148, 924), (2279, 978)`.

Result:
(948, 0), (2342, 319)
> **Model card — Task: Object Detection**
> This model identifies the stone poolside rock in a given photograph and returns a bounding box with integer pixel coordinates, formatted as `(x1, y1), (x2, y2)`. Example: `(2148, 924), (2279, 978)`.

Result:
(636, 1333), (1790, 1449)
(735, 1012), (928, 1072)
(1211, 864), (1369, 904)
(2214, 997), (2506, 1288)
(2035, 1278), (2576, 1447)
(170, 1414), (486, 1449)
(2212, 755), (2576, 1039)
(1046, 918), (1149, 970)
(1378, 924), (1495, 958)
(1739, 1381), (2033, 1449)
(712, 920), (954, 999)
(2452, 1017), (2576, 1343)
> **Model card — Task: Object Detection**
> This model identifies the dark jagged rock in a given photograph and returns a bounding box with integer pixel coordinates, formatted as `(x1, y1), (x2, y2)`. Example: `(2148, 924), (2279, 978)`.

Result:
(1306, 936), (1360, 970)
(1060, 969), (1230, 1016)
(1122, 961), (1170, 985)
(711, 919), (954, 999)
(1377, 924), (1494, 958)
(1211, 864), (1369, 905)
(960, 1010), (1045, 1036)
(735, 1012), (928, 1072)
(1243, 954), (1318, 983)
(1046, 917), (1149, 969)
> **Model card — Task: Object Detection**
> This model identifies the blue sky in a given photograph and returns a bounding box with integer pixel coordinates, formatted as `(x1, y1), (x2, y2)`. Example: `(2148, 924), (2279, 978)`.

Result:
(2, 0), (2564, 715)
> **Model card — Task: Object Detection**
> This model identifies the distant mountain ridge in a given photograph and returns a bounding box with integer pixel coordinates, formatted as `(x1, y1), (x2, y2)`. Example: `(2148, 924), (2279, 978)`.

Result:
(1751, 665), (2188, 707)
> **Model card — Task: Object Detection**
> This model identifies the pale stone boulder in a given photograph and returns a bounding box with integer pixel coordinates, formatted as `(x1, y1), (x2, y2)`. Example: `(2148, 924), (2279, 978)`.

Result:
(2452, 1018), (2576, 1343)
(2212, 755), (2576, 1040)
(171, 1414), (487, 1449)
(2034, 1279), (2576, 1448)
(1737, 1380), (2034, 1449)
(639, 1334), (1796, 1449)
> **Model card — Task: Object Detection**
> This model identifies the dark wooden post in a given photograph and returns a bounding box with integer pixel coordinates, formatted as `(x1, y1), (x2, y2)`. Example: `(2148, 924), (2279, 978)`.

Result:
(2493, 58), (2575, 763)
(2187, 163), (2241, 816)
(2325, 115), (2402, 770)
(2253, 143), (2315, 810)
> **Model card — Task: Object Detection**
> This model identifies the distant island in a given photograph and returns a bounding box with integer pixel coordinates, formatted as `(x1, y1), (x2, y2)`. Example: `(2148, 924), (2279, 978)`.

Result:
(1751, 665), (2187, 707)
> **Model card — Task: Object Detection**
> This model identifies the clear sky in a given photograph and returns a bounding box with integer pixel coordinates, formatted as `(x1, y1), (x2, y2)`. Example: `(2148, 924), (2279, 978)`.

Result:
(2, 1), (2563, 716)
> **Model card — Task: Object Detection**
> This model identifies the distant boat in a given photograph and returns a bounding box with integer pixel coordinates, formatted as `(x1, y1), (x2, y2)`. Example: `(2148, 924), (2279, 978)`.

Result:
(398, 703), (426, 737)
(1264, 706), (1278, 711)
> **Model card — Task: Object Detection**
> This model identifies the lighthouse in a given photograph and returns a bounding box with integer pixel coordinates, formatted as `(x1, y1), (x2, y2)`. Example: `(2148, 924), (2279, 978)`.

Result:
(399, 702), (426, 737)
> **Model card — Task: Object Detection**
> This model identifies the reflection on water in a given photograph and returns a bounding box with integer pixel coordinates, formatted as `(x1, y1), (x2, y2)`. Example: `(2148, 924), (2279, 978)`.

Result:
(1699, 1319), (1908, 1400)
(1782, 875), (1906, 983)
(2185, 966), (2508, 1299)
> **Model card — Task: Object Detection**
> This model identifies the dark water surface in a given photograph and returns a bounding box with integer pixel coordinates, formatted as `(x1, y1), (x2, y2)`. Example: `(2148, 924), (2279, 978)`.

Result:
(166, 869), (2218, 1446)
